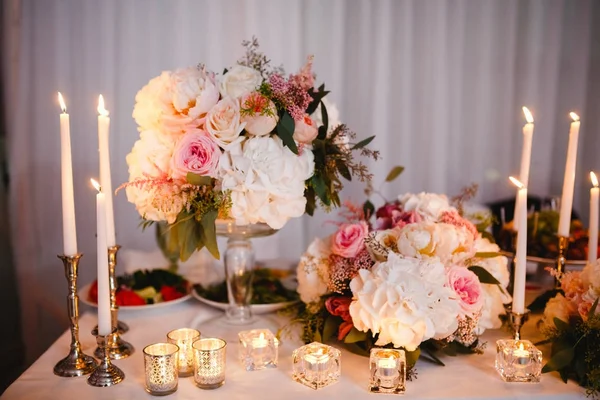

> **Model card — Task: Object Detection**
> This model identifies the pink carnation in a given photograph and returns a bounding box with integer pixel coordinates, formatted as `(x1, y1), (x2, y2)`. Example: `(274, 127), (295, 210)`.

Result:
(331, 221), (369, 258)
(447, 266), (484, 317)
(171, 130), (221, 179)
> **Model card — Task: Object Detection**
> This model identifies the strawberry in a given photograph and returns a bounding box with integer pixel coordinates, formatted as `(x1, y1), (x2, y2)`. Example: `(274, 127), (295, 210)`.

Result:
(160, 285), (184, 302)
(116, 289), (146, 306)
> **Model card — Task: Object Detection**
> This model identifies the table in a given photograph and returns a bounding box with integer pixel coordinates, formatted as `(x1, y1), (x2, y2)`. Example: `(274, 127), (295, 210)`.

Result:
(2, 299), (587, 400)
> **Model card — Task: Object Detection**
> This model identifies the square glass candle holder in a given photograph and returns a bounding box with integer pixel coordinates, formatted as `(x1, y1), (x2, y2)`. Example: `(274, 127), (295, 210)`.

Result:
(193, 338), (227, 389)
(369, 348), (406, 394)
(292, 342), (341, 390)
(495, 339), (542, 383)
(238, 329), (279, 371)
(143, 343), (179, 396)
(167, 328), (201, 377)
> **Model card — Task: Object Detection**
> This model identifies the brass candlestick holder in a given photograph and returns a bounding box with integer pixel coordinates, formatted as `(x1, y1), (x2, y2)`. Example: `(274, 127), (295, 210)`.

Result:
(556, 236), (569, 288)
(54, 254), (98, 377)
(506, 307), (530, 341)
(88, 328), (125, 387)
(94, 245), (134, 359)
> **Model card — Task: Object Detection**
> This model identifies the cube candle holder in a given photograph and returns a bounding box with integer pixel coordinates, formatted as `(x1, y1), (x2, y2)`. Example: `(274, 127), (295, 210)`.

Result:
(495, 339), (542, 383)
(238, 329), (279, 371)
(292, 342), (341, 390)
(369, 348), (406, 394)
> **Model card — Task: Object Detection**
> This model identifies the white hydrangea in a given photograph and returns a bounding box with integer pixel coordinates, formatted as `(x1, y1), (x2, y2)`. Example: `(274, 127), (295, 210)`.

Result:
(349, 253), (460, 351)
(399, 192), (454, 222)
(296, 238), (332, 304)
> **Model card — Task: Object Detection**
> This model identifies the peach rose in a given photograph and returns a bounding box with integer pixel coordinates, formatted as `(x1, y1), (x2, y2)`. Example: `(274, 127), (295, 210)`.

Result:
(293, 114), (318, 143)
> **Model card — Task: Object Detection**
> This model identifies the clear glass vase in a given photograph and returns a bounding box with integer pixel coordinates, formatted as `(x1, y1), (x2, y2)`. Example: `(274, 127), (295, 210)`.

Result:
(216, 220), (277, 325)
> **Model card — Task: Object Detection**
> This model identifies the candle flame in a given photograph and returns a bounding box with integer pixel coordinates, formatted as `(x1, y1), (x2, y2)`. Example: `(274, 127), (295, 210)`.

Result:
(259, 332), (265, 340)
(315, 348), (324, 356)
(509, 176), (525, 189)
(592, 172), (599, 188)
(90, 178), (102, 193)
(57, 92), (67, 113)
(518, 343), (525, 352)
(522, 107), (534, 123)
(570, 112), (580, 122)
(97, 95), (109, 116)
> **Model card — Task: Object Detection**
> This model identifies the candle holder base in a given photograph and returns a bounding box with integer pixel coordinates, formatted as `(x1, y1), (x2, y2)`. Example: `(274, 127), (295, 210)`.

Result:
(495, 339), (542, 383)
(53, 349), (97, 378)
(88, 328), (125, 387)
(94, 326), (134, 360)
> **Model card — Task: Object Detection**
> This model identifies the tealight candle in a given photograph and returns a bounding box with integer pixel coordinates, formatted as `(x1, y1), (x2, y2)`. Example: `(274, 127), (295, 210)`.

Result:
(512, 342), (530, 367)
(238, 329), (278, 371)
(167, 328), (201, 377)
(495, 339), (542, 383)
(193, 338), (227, 389)
(143, 343), (179, 396)
(292, 342), (341, 390)
(369, 348), (406, 394)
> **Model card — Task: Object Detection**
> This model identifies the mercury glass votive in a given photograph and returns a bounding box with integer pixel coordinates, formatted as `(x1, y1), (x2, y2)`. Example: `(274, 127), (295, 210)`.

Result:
(292, 342), (341, 390)
(143, 343), (179, 396)
(193, 338), (227, 389)
(495, 339), (542, 383)
(369, 348), (406, 394)
(167, 328), (201, 377)
(238, 329), (279, 371)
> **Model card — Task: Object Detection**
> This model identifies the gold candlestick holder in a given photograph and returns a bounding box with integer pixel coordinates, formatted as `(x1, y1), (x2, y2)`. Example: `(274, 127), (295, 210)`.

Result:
(94, 245), (134, 359)
(556, 236), (569, 288)
(54, 254), (98, 377)
(506, 307), (530, 341)
(88, 328), (125, 387)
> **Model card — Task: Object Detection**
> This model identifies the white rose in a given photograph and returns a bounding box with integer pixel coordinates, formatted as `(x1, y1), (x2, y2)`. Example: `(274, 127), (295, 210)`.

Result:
(220, 65), (262, 99)
(312, 97), (340, 132)
(296, 237), (332, 304)
(205, 97), (246, 147)
(400, 192), (454, 222)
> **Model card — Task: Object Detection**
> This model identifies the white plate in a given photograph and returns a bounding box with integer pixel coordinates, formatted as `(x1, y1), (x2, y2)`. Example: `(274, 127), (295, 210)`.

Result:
(191, 289), (297, 314)
(80, 282), (192, 311)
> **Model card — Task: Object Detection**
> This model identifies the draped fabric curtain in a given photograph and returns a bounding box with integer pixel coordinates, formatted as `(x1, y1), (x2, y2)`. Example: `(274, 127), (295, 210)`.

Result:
(5, 0), (598, 364)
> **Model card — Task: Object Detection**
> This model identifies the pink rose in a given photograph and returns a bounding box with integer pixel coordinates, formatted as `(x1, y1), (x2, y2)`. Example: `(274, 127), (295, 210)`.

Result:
(331, 222), (369, 258)
(292, 114), (318, 143)
(440, 210), (478, 240)
(171, 130), (221, 179)
(325, 296), (354, 340)
(241, 92), (278, 136)
(447, 266), (484, 317)
(375, 203), (422, 230)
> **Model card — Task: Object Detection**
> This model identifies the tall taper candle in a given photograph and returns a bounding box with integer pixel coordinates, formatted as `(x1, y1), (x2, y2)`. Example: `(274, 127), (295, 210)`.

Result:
(57, 93), (77, 256)
(97, 95), (115, 247)
(558, 113), (581, 237)
(91, 178), (111, 336)
(513, 107), (534, 233)
(510, 177), (527, 314)
(589, 172), (599, 263)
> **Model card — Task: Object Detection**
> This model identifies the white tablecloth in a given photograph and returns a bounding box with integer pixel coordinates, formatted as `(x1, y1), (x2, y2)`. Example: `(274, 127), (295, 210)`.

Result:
(2, 299), (586, 400)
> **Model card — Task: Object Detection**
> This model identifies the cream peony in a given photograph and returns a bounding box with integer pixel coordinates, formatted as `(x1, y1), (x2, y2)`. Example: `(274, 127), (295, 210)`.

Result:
(365, 228), (401, 262)
(133, 67), (219, 136)
(240, 92), (278, 136)
(296, 237), (332, 304)
(220, 65), (262, 99)
(396, 221), (475, 264)
(205, 97), (246, 148)
(542, 293), (571, 331)
(218, 136), (314, 229)
(399, 192), (453, 222)
(293, 114), (318, 143)
(349, 253), (460, 351)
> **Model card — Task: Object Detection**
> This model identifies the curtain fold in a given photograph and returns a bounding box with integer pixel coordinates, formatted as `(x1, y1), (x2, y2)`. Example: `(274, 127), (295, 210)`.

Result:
(5, 0), (598, 364)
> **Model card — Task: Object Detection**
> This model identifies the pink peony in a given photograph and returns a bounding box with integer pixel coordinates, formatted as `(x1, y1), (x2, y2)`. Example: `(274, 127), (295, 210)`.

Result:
(292, 114), (318, 143)
(447, 266), (484, 317)
(171, 130), (221, 179)
(440, 210), (478, 240)
(331, 222), (369, 258)
(375, 203), (422, 230)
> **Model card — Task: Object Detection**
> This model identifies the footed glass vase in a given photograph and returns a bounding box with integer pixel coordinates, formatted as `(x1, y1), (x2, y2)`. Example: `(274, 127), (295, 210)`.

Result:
(216, 220), (277, 325)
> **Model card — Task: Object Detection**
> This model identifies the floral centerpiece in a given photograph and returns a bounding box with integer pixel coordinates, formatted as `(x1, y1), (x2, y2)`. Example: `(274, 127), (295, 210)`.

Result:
(123, 39), (377, 259)
(293, 184), (511, 368)
(539, 260), (600, 396)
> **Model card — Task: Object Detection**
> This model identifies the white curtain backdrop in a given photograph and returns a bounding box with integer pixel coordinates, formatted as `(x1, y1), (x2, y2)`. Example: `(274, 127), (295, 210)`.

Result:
(4, 0), (599, 364)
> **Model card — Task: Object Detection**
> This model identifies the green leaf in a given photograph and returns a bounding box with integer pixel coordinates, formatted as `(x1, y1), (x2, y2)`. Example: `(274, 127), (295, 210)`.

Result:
(553, 317), (570, 332)
(343, 327), (368, 344)
(177, 217), (199, 262)
(542, 347), (575, 373)
(320, 100), (328, 133)
(343, 342), (371, 357)
(186, 173), (212, 186)
(474, 251), (501, 259)
(335, 159), (352, 181)
(323, 316), (340, 342)
(527, 289), (563, 313)
(589, 297), (599, 318)
(305, 186), (316, 216)
(468, 266), (501, 285)
(200, 209), (219, 260)
(317, 125), (327, 140)
(351, 135), (375, 150)
(311, 174), (330, 205)
(420, 348), (445, 366)
(481, 231), (495, 242)
(276, 112), (298, 154)
(385, 166), (404, 182)
(363, 200), (375, 219)
(405, 348), (420, 368)
(313, 329), (322, 343)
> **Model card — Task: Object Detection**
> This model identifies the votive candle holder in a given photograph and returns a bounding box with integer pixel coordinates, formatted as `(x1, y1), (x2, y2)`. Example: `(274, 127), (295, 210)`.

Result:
(238, 329), (279, 371)
(495, 339), (542, 383)
(369, 348), (406, 394)
(167, 328), (201, 377)
(292, 342), (341, 390)
(143, 343), (179, 396)
(193, 338), (227, 389)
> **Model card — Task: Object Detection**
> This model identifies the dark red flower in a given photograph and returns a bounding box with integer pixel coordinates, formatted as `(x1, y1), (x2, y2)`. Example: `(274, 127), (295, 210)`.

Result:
(88, 280), (98, 304)
(325, 296), (352, 322)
